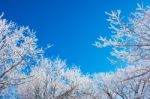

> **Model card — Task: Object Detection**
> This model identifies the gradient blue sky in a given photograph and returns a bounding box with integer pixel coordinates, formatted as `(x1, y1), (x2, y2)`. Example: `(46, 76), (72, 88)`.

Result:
(0, 0), (149, 74)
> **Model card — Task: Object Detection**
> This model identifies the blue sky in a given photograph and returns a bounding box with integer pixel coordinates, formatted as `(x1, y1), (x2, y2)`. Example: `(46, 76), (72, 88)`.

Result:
(0, 0), (149, 74)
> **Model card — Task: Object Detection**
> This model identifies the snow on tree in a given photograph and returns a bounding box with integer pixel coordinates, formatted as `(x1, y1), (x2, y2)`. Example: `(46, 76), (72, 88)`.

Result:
(94, 4), (150, 80)
(93, 4), (150, 99)
(17, 58), (94, 99)
(93, 65), (150, 99)
(1, 3), (150, 99)
(0, 14), (42, 96)
(98, 4), (150, 65)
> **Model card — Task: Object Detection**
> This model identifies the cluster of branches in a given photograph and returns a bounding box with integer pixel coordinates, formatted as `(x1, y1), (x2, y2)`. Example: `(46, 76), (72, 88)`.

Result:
(0, 14), (43, 96)
(0, 4), (150, 99)
(16, 60), (150, 99)
(94, 4), (150, 99)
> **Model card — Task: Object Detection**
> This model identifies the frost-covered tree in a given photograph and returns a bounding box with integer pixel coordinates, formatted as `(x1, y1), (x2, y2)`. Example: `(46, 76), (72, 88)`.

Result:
(95, 4), (150, 79)
(16, 4), (150, 99)
(0, 14), (42, 96)
(95, 4), (150, 65)
(0, 14), (95, 99)
(17, 58), (95, 99)
(2, 3), (150, 99)
(94, 4), (150, 99)
(93, 65), (150, 99)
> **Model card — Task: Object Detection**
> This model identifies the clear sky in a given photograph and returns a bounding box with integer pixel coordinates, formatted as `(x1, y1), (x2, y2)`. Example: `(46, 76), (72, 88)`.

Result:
(0, 0), (149, 74)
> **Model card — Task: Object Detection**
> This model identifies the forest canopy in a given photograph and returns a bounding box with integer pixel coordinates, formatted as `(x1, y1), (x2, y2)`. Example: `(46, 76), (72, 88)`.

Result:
(0, 4), (150, 99)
